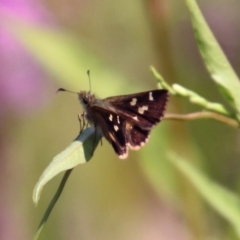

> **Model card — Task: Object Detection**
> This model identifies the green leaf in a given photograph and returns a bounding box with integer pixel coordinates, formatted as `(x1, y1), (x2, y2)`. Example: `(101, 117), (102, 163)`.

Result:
(172, 83), (230, 115)
(169, 152), (240, 238)
(33, 127), (101, 206)
(150, 66), (175, 94)
(185, 0), (240, 120)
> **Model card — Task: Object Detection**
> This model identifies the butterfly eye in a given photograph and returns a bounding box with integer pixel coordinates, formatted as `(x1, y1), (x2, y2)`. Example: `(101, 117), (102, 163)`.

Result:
(82, 97), (89, 104)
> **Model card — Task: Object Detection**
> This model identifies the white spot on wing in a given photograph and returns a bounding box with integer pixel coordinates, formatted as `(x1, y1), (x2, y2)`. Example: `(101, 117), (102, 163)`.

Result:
(133, 116), (138, 121)
(114, 125), (119, 131)
(130, 98), (137, 106)
(117, 115), (120, 124)
(119, 152), (128, 159)
(138, 106), (148, 114)
(109, 114), (113, 121)
(127, 143), (141, 150)
(127, 136), (149, 150)
(149, 92), (154, 101)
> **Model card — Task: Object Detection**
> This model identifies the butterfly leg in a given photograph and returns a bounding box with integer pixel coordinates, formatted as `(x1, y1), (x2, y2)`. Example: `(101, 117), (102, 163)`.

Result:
(77, 113), (83, 133)
(82, 111), (90, 128)
(78, 111), (88, 133)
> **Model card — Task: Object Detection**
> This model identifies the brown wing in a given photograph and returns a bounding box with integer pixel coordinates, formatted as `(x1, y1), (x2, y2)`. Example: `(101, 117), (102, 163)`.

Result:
(103, 89), (168, 130)
(92, 106), (129, 159)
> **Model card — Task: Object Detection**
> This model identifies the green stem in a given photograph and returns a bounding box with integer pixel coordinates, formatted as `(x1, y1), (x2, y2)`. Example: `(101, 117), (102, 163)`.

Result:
(164, 112), (239, 128)
(33, 169), (73, 240)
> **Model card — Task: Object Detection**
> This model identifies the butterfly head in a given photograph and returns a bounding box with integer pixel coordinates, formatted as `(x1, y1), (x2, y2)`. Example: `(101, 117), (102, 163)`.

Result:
(78, 91), (95, 106)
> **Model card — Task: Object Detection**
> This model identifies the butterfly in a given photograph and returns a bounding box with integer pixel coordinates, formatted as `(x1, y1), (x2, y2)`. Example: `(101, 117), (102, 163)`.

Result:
(76, 88), (169, 159)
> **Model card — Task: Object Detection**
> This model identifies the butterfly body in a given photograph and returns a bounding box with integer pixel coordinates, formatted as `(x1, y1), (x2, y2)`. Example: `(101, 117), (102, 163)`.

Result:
(78, 89), (169, 159)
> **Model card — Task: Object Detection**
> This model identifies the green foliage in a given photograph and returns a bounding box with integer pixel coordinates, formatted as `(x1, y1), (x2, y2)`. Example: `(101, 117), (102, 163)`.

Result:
(172, 84), (230, 115)
(147, 0), (240, 238)
(152, 66), (231, 116)
(185, 0), (240, 120)
(33, 127), (101, 205)
(33, 128), (101, 240)
(33, 169), (72, 240)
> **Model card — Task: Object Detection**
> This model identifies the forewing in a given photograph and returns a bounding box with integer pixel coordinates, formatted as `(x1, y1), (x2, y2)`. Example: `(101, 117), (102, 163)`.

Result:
(104, 90), (168, 129)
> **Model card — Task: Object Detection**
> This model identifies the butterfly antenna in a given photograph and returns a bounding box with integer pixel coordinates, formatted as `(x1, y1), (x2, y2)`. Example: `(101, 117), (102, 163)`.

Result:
(56, 88), (77, 94)
(87, 70), (91, 93)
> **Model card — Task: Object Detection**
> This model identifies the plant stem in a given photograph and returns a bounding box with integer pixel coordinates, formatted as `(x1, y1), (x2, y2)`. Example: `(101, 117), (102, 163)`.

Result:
(164, 112), (239, 128)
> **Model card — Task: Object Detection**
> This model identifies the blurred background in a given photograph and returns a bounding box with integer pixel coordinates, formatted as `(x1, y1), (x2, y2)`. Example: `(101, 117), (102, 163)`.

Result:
(1, 0), (240, 239)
